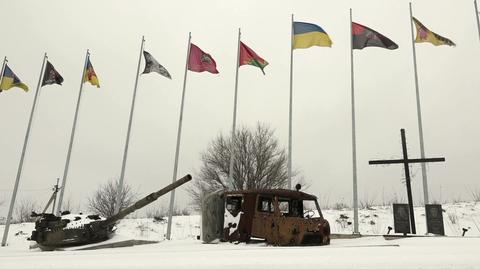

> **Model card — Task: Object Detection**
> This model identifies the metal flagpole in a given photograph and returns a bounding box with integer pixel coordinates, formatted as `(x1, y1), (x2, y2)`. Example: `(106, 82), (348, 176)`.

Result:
(114, 36), (145, 214)
(350, 9), (359, 235)
(166, 32), (192, 240)
(475, 0), (480, 42)
(228, 28), (241, 184)
(2, 53), (47, 247)
(0, 57), (7, 84)
(288, 14), (294, 190)
(56, 50), (90, 216)
(409, 2), (429, 205)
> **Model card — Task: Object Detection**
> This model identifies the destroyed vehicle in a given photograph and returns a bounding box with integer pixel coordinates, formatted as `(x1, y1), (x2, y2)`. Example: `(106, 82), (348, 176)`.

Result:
(29, 174), (192, 250)
(202, 185), (330, 246)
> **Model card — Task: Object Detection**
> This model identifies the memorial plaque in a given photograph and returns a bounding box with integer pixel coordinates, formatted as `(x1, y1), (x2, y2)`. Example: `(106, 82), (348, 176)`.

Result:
(393, 203), (411, 234)
(425, 204), (445, 235)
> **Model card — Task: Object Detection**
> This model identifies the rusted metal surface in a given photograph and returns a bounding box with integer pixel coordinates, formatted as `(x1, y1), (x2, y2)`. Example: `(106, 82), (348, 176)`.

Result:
(220, 189), (330, 246)
(224, 189), (317, 200)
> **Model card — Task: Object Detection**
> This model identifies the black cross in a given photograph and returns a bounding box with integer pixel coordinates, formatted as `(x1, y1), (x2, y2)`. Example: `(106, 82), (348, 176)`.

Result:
(368, 129), (445, 234)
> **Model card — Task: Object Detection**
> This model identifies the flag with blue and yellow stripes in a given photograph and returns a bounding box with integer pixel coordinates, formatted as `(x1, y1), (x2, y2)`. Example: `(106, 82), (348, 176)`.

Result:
(0, 65), (29, 92)
(293, 21), (332, 49)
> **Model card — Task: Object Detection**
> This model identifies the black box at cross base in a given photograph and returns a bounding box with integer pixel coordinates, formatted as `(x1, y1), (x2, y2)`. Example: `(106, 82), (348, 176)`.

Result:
(393, 203), (411, 234)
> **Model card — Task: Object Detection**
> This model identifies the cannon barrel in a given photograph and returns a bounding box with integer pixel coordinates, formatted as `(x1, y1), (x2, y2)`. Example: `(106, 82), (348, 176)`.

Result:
(103, 174), (192, 226)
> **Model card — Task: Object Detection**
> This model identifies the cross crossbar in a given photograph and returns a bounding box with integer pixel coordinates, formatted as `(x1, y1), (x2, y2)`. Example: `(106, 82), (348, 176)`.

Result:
(369, 157), (445, 165)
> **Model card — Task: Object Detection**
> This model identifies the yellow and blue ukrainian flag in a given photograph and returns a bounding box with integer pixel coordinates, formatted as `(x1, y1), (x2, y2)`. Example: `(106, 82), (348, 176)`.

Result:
(0, 65), (29, 92)
(293, 22), (332, 49)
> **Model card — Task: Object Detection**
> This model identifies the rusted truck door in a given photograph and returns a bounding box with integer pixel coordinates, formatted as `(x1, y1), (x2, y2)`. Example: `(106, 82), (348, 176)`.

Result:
(252, 195), (279, 244)
(274, 197), (305, 245)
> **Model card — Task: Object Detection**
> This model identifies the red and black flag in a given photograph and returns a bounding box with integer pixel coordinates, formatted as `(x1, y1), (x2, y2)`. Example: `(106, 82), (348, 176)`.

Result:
(42, 61), (64, 86)
(352, 22), (398, 50)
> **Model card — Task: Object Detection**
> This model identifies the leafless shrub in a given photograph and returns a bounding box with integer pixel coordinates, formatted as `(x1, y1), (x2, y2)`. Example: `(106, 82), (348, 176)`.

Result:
(332, 202), (349, 210)
(147, 205), (191, 222)
(388, 193), (406, 205)
(360, 194), (377, 210)
(171, 206), (190, 216)
(146, 206), (167, 219)
(180, 207), (190, 216)
(189, 123), (304, 207)
(88, 179), (137, 218)
(448, 212), (458, 224)
(451, 196), (464, 204)
(471, 189), (480, 203)
(14, 199), (39, 223)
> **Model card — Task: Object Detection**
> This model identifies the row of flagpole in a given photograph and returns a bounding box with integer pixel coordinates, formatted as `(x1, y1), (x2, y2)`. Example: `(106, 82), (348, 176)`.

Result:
(1, 1), (480, 245)
(1, 51), (94, 246)
(0, 28), (222, 244)
(109, 33), (191, 240)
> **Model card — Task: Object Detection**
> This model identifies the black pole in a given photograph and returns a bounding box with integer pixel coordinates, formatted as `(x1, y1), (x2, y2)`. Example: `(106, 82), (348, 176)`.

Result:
(51, 178), (60, 214)
(401, 129), (416, 234)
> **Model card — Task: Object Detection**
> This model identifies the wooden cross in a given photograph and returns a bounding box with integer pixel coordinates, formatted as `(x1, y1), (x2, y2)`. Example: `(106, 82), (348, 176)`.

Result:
(368, 129), (445, 234)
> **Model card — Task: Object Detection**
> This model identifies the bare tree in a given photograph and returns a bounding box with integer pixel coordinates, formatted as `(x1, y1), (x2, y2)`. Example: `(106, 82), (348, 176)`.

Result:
(14, 198), (39, 223)
(88, 179), (136, 218)
(189, 123), (302, 206)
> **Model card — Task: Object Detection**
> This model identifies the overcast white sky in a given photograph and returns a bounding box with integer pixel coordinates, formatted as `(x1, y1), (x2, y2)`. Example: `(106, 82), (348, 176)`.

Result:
(1, 0), (479, 216)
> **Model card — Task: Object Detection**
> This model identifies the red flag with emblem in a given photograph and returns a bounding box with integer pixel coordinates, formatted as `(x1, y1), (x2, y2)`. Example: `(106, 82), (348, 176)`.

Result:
(187, 43), (219, 74)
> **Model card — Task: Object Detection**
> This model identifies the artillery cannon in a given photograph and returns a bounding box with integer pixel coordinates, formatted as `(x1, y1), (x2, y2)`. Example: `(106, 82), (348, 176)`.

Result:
(29, 174), (192, 250)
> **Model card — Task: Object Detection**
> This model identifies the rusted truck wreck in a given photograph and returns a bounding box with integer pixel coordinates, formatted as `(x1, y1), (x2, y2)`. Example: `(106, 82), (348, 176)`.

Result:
(202, 186), (330, 246)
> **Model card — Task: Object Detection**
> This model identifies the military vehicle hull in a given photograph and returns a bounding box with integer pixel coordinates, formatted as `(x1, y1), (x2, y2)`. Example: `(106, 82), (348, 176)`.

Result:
(31, 219), (113, 250)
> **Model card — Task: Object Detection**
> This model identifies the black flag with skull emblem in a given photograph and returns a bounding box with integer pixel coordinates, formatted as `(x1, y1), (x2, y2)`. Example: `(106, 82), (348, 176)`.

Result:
(142, 51), (171, 79)
(42, 61), (64, 86)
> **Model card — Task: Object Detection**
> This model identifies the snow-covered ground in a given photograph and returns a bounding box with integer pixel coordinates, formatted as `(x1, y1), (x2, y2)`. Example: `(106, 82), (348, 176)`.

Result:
(1, 202), (480, 268)
(323, 202), (480, 236)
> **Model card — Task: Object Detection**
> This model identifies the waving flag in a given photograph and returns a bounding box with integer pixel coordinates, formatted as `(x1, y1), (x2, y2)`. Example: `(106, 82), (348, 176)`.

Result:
(352, 22), (398, 50)
(293, 21), (332, 49)
(188, 44), (219, 74)
(84, 58), (100, 87)
(42, 61), (64, 86)
(412, 17), (455, 46)
(239, 42), (269, 74)
(142, 51), (171, 79)
(0, 65), (29, 92)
